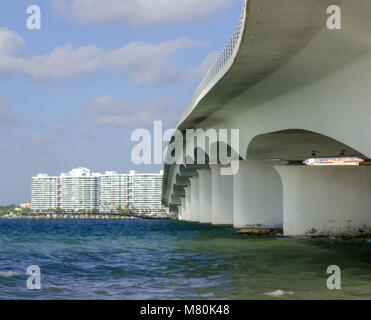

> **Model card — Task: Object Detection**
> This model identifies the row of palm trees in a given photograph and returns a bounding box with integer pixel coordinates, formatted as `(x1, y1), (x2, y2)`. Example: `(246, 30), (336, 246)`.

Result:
(30, 204), (166, 215)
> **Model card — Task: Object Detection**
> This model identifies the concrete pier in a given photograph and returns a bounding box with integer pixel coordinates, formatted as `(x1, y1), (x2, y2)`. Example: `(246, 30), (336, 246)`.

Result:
(233, 160), (283, 232)
(178, 198), (185, 221)
(197, 169), (212, 223)
(190, 177), (199, 222)
(184, 186), (192, 221)
(210, 165), (233, 225)
(276, 166), (371, 236)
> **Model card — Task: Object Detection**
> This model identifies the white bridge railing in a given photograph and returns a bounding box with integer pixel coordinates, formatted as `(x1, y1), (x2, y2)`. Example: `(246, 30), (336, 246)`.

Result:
(179, 0), (247, 125)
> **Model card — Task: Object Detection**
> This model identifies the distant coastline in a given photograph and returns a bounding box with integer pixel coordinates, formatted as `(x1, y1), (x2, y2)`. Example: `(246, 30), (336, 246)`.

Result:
(0, 205), (175, 220)
(1, 212), (173, 220)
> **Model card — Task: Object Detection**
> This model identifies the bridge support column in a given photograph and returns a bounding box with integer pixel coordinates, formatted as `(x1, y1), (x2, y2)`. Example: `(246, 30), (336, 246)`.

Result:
(184, 186), (192, 221)
(210, 165), (233, 225)
(275, 166), (371, 237)
(178, 198), (186, 221)
(198, 169), (212, 223)
(190, 177), (199, 222)
(233, 160), (283, 233)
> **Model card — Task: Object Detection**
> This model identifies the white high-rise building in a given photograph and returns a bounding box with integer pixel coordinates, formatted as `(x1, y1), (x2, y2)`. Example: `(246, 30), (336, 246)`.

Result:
(31, 174), (59, 211)
(31, 168), (168, 213)
(59, 168), (100, 212)
(98, 172), (128, 212)
(130, 171), (164, 212)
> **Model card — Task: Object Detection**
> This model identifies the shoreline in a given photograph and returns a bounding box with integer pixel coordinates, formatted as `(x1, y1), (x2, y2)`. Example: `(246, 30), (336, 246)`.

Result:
(0, 215), (171, 220)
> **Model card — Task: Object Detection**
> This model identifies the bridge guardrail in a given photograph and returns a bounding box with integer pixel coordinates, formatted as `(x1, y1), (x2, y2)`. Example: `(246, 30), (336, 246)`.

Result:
(178, 0), (247, 125)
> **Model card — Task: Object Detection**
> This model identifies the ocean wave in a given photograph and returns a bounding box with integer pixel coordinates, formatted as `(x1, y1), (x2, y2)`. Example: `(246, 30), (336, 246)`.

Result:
(150, 266), (167, 270)
(0, 271), (23, 277)
(264, 290), (293, 297)
(117, 253), (130, 256)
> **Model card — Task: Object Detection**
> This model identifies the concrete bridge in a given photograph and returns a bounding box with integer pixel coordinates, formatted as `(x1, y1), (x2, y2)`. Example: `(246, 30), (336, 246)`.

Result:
(162, 0), (371, 237)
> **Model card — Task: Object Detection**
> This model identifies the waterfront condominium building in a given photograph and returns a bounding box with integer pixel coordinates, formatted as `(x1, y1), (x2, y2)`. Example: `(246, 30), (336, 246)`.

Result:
(130, 171), (164, 212)
(31, 174), (59, 211)
(98, 171), (129, 212)
(31, 168), (168, 213)
(59, 168), (100, 212)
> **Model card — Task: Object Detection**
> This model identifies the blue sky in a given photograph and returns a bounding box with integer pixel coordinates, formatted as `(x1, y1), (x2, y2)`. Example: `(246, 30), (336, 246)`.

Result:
(0, 0), (243, 204)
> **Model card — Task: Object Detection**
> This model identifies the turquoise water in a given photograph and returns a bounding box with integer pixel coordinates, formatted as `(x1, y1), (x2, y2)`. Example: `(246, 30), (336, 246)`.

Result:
(0, 219), (371, 299)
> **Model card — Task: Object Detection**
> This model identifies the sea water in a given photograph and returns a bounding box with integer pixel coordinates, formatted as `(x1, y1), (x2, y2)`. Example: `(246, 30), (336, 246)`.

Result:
(0, 219), (370, 299)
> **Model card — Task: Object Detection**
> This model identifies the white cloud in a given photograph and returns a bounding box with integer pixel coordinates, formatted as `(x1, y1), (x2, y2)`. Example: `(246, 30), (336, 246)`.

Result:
(55, 0), (234, 25)
(0, 28), (25, 77)
(0, 28), (202, 85)
(53, 123), (100, 140)
(186, 50), (219, 81)
(26, 132), (50, 149)
(73, 127), (100, 139)
(106, 37), (199, 85)
(0, 106), (16, 125)
(87, 95), (180, 128)
(0, 97), (18, 125)
(53, 123), (66, 134)
(20, 44), (104, 81)
(0, 27), (24, 55)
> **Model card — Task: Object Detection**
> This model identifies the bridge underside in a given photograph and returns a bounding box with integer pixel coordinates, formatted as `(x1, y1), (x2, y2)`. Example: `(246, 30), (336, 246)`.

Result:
(172, 160), (371, 237)
(247, 130), (366, 162)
